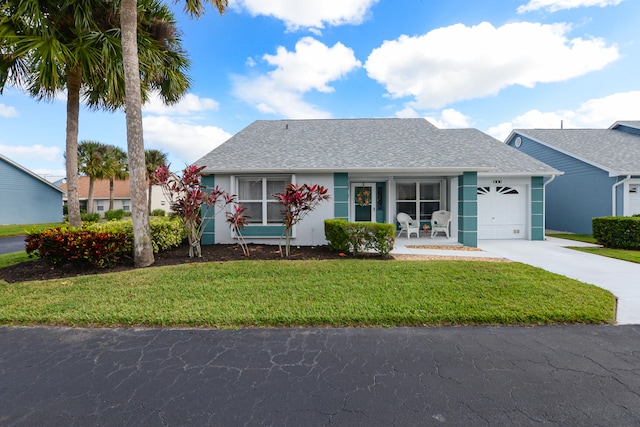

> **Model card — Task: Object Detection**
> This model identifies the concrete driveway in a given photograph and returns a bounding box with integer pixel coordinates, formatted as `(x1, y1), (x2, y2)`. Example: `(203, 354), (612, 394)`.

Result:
(478, 237), (640, 325)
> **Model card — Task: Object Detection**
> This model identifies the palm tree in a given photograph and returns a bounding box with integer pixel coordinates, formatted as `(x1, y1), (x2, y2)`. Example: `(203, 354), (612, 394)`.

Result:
(145, 149), (167, 214)
(78, 141), (108, 215)
(103, 145), (129, 211)
(1, 0), (190, 234)
(120, 0), (228, 267)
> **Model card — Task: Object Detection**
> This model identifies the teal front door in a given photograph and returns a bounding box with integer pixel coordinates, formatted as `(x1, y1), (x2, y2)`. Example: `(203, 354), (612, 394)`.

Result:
(352, 183), (376, 222)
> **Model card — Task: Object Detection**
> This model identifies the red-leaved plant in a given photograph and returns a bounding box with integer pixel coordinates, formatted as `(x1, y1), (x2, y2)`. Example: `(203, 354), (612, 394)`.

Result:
(226, 204), (250, 256)
(155, 164), (236, 257)
(274, 183), (330, 257)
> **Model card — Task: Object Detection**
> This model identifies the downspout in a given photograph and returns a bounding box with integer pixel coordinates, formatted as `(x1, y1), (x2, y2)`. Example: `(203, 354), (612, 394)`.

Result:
(543, 175), (557, 236)
(612, 175), (631, 216)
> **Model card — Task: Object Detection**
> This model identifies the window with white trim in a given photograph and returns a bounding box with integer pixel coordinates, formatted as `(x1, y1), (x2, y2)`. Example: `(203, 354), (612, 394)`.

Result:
(396, 181), (442, 221)
(237, 176), (291, 224)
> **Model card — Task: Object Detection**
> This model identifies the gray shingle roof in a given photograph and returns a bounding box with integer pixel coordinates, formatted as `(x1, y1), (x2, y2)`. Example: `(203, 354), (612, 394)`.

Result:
(514, 128), (640, 175)
(195, 118), (558, 175)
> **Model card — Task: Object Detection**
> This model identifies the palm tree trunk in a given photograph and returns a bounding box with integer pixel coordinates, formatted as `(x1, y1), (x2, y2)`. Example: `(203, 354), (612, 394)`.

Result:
(87, 178), (95, 214)
(65, 65), (82, 228)
(121, 0), (154, 267)
(109, 179), (115, 211)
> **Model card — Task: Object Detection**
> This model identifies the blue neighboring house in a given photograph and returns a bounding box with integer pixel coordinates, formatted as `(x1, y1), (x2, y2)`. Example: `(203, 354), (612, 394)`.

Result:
(195, 118), (560, 247)
(505, 121), (640, 234)
(0, 153), (64, 225)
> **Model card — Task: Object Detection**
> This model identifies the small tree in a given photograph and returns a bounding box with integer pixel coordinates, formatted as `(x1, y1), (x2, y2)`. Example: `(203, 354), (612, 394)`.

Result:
(155, 164), (235, 257)
(275, 183), (330, 257)
(226, 204), (250, 257)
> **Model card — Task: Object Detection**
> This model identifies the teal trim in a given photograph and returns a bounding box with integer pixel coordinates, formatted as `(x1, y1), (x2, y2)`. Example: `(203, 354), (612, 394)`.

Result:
(201, 175), (216, 245)
(376, 182), (386, 223)
(334, 173), (349, 219)
(531, 201), (544, 215)
(530, 176), (545, 241)
(334, 187), (349, 202)
(531, 214), (544, 227)
(458, 185), (478, 201)
(334, 173), (349, 187)
(241, 225), (285, 237)
(334, 203), (349, 218)
(458, 172), (478, 247)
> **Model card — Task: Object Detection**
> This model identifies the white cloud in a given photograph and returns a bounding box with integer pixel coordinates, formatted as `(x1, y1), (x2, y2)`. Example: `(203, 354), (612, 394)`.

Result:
(425, 109), (473, 128)
(142, 93), (219, 116)
(231, 0), (377, 31)
(517, 0), (624, 13)
(232, 37), (362, 118)
(0, 103), (18, 118)
(486, 91), (640, 140)
(142, 116), (232, 164)
(365, 21), (619, 110)
(0, 144), (61, 162)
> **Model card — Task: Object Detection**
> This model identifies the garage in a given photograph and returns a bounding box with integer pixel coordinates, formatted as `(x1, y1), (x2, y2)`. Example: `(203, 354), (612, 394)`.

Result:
(477, 180), (527, 239)
(629, 184), (640, 216)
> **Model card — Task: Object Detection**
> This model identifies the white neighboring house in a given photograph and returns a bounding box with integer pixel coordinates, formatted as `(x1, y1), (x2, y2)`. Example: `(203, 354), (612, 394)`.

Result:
(59, 176), (171, 216)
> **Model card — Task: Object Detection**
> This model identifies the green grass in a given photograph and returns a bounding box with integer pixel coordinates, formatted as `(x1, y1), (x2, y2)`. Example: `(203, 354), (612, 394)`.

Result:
(0, 252), (30, 269)
(0, 223), (64, 238)
(570, 247), (640, 264)
(547, 233), (640, 264)
(0, 260), (615, 328)
(547, 233), (598, 244)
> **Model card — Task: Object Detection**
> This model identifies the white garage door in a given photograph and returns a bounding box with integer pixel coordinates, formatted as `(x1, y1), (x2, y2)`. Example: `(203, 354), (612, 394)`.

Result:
(629, 185), (640, 215)
(478, 183), (527, 239)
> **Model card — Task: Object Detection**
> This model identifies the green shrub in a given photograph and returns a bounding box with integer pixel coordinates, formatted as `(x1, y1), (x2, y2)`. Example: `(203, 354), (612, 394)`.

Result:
(324, 219), (396, 255)
(25, 227), (127, 268)
(87, 217), (186, 254)
(81, 212), (101, 223)
(152, 209), (166, 217)
(104, 209), (124, 221)
(592, 216), (640, 250)
(123, 210), (132, 217)
(324, 218), (349, 252)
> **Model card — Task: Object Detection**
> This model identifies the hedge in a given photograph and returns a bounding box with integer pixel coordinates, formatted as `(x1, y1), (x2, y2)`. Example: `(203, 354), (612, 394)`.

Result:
(87, 217), (186, 254)
(325, 219), (396, 255)
(592, 216), (640, 250)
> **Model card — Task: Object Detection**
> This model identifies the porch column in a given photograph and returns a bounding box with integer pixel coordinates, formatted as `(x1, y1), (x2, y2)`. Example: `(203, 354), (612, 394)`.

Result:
(334, 173), (349, 219)
(201, 175), (215, 245)
(458, 171), (478, 247)
(531, 177), (544, 240)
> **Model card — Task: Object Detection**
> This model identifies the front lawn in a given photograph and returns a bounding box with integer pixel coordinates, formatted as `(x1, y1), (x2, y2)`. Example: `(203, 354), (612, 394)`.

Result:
(0, 223), (64, 238)
(0, 260), (615, 327)
(570, 247), (640, 264)
(548, 233), (640, 264)
(547, 233), (598, 244)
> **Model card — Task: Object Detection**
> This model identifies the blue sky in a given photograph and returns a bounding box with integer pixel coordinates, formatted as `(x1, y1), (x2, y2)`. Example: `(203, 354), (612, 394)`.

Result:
(1, 0), (639, 181)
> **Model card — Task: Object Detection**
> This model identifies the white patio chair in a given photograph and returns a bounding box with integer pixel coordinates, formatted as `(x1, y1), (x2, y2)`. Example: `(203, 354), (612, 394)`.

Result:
(430, 210), (451, 238)
(397, 212), (420, 239)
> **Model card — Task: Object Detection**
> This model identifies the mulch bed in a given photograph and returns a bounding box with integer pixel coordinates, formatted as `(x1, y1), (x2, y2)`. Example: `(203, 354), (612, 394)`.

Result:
(0, 243), (390, 284)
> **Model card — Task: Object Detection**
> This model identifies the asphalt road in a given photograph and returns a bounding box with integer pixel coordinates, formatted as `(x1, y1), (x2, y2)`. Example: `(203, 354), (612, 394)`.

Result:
(0, 235), (26, 255)
(1, 325), (639, 426)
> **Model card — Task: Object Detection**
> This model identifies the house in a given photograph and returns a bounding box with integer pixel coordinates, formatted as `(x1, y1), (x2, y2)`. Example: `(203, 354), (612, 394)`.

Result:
(0, 153), (64, 225)
(505, 121), (640, 234)
(194, 118), (561, 247)
(59, 176), (170, 216)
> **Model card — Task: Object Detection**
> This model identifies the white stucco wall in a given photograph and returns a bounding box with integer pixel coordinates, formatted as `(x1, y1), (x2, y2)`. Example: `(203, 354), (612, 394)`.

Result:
(212, 173), (334, 246)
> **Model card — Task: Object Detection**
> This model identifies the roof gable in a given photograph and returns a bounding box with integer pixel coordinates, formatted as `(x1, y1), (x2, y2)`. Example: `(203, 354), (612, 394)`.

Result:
(196, 118), (558, 176)
(511, 128), (640, 176)
(0, 154), (65, 194)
